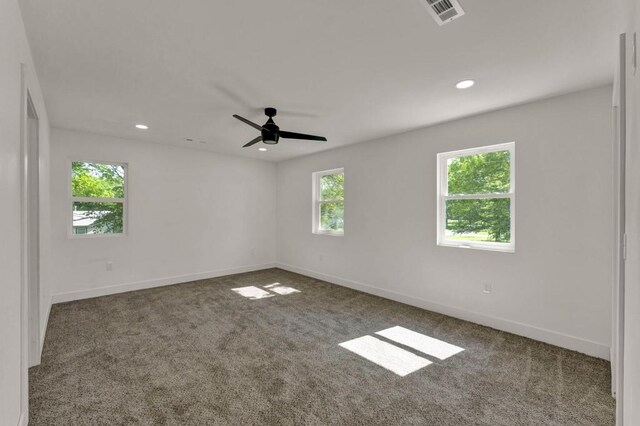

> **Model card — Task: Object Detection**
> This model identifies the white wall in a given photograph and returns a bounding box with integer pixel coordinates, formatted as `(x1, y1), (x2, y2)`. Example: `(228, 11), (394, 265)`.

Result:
(617, 0), (640, 423)
(277, 85), (614, 359)
(0, 0), (51, 424)
(48, 128), (277, 301)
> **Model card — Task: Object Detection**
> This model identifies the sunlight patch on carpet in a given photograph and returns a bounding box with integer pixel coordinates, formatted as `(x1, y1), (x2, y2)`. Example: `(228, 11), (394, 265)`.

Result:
(339, 335), (432, 376)
(263, 283), (281, 289)
(266, 285), (300, 295)
(376, 326), (464, 360)
(231, 286), (275, 300)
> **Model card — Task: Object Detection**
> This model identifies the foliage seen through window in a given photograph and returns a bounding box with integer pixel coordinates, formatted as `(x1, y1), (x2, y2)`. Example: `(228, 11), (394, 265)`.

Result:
(71, 162), (125, 235)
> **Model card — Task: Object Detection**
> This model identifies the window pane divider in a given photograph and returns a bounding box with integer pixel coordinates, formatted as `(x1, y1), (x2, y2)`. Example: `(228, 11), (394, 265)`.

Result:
(72, 197), (124, 203)
(444, 193), (512, 200)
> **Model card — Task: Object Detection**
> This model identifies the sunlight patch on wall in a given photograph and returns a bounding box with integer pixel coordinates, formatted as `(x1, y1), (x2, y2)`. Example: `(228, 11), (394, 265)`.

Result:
(339, 336), (432, 377)
(375, 326), (464, 360)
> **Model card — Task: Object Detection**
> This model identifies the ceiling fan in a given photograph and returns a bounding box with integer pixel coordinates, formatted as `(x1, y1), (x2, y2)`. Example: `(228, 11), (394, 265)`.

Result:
(233, 107), (327, 147)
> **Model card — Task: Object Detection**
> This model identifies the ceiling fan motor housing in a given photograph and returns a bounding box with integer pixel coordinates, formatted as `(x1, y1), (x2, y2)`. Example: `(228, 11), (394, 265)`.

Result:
(262, 132), (279, 144)
(262, 116), (280, 144)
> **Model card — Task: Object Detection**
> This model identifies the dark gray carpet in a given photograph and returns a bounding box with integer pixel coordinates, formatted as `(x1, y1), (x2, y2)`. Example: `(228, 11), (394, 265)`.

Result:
(29, 268), (615, 425)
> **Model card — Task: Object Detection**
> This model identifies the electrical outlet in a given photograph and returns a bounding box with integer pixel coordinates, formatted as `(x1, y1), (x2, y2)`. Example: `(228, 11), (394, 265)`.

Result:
(106, 261), (113, 271)
(482, 282), (492, 294)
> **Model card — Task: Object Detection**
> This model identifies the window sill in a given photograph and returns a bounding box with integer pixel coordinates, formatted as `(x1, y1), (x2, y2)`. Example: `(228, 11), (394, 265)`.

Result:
(438, 241), (514, 253)
(69, 233), (126, 240)
(313, 231), (344, 237)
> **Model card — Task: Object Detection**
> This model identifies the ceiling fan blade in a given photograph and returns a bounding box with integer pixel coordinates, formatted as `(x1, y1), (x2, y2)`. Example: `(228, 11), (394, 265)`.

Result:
(242, 136), (263, 148)
(233, 115), (263, 131)
(279, 130), (327, 142)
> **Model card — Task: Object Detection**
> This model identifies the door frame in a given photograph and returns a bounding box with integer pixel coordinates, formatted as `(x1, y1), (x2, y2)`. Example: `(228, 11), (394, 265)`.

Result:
(612, 33), (627, 426)
(20, 63), (42, 420)
(26, 91), (40, 367)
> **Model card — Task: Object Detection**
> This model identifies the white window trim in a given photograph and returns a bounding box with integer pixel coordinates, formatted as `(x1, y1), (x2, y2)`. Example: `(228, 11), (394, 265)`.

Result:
(437, 142), (515, 253)
(68, 159), (128, 239)
(312, 167), (344, 236)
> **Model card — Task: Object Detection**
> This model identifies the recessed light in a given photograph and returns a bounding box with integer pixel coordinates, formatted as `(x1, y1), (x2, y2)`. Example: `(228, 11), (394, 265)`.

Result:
(455, 80), (475, 89)
(185, 138), (193, 142)
(258, 147), (267, 152)
(135, 124), (149, 130)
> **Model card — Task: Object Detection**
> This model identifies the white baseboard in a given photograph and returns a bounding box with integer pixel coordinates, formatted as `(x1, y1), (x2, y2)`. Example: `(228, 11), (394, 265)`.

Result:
(18, 411), (27, 426)
(51, 263), (277, 305)
(46, 261), (610, 360)
(276, 262), (611, 360)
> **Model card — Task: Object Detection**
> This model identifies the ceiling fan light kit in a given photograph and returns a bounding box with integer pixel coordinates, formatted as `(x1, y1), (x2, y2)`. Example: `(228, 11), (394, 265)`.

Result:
(233, 107), (327, 148)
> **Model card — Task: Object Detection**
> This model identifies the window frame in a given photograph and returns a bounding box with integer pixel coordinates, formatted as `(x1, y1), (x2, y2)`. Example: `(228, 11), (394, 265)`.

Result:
(436, 142), (515, 253)
(68, 159), (128, 239)
(312, 167), (345, 237)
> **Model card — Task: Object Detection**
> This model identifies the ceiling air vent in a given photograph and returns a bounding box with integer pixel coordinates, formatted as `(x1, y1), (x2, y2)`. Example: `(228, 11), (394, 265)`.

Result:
(420, 0), (465, 26)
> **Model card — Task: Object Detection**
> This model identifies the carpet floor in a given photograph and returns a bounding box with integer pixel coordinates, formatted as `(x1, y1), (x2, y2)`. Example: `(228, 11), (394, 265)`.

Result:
(29, 268), (615, 425)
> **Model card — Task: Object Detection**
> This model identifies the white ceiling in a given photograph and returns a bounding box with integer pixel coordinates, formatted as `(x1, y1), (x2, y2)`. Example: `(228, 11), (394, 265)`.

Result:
(20, 0), (614, 162)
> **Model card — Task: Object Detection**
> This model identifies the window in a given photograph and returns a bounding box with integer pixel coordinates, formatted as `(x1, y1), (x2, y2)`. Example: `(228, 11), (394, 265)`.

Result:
(437, 142), (514, 252)
(70, 161), (127, 237)
(313, 168), (344, 236)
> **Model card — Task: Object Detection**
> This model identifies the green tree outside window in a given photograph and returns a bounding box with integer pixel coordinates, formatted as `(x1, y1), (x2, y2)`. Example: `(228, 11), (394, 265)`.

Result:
(317, 171), (344, 233)
(72, 162), (125, 234)
(445, 150), (512, 243)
